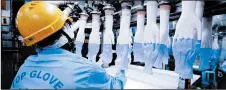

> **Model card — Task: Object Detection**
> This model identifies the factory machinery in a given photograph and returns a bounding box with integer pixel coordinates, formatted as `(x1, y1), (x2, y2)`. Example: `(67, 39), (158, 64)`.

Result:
(1, 0), (226, 89)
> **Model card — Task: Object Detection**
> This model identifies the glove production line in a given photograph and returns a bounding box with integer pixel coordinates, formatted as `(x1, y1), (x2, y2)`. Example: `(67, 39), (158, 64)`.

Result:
(1, 0), (226, 89)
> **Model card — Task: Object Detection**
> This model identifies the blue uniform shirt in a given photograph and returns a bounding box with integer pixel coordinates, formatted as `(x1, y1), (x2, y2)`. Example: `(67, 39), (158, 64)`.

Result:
(10, 48), (126, 89)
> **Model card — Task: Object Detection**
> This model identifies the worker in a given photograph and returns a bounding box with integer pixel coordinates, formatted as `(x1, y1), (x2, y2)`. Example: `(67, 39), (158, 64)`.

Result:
(10, 1), (126, 89)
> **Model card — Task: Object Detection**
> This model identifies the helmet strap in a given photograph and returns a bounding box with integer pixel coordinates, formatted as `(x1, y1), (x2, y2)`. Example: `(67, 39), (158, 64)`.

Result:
(60, 30), (76, 52)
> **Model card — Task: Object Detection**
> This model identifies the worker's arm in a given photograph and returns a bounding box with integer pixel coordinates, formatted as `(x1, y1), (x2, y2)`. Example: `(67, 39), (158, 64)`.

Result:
(87, 64), (127, 89)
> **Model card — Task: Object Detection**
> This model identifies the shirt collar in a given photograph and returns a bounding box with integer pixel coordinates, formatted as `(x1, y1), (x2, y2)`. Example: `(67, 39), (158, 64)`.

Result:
(36, 48), (74, 55)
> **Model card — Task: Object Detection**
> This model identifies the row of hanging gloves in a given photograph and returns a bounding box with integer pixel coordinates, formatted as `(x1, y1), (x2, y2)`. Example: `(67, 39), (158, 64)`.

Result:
(124, 0), (222, 79)
(59, 2), (117, 69)
(53, 1), (223, 78)
(44, 1), (107, 64)
(173, 1), (222, 80)
(46, 1), (125, 69)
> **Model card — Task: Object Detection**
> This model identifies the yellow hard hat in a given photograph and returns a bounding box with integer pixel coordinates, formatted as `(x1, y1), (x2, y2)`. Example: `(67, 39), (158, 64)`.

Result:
(16, 1), (73, 46)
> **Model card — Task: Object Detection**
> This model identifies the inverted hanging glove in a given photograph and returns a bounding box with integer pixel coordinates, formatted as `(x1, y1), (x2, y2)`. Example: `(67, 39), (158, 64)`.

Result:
(101, 45), (113, 65)
(173, 1), (201, 79)
(115, 70), (127, 89)
(133, 42), (144, 62)
(153, 44), (169, 69)
(101, 8), (115, 65)
(87, 13), (101, 62)
(133, 10), (145, 62)
(75, 13), (89, 56)
(116, 8), (131, 70)
(116, 44), (130, 70)
(143, 43), (156, 74)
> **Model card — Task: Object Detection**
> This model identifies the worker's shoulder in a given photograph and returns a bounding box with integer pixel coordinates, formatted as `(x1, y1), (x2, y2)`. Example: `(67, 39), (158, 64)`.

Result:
(67, 54), (104, 71)
(62, 53), (94, 65)
(62, 54), (105, 73)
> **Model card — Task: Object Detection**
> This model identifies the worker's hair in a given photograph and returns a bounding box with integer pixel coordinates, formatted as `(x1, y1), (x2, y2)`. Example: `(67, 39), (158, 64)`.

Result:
(35, 21), (72, 49)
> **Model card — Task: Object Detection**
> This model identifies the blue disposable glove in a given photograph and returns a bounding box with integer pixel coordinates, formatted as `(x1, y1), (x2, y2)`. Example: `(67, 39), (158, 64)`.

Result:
(199, 48), (212, 71)
(133, 42), (144, 62)
(212, 49), (220, 60)
(115, 70), (127, 89)
(194, 40), (201, 56)
(173, 38), (198, 79)
(221, 61), (226, 73)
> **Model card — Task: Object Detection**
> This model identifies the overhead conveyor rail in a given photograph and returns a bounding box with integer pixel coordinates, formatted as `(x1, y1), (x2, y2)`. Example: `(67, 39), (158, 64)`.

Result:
(113, 1), (226, 29)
